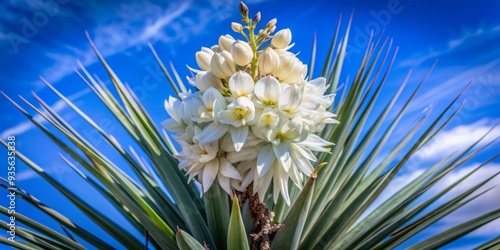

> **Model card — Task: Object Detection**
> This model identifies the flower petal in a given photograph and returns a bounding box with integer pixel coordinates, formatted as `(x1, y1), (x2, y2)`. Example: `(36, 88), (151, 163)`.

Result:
(230, 126), (249, 152)
(164, 97), (182, 122)
(273, 143), (292, 172)
(278, 84), (304, 117)
(254, 76), (281, 105)
(218, 175), (232, 195)
(161, 118), (184, 133)
(288, 163), (303, 189)
(274, 164), (290, 204)
(298, 134), (334, 152)
(291, 153), (313, 176)
(194, 123), (229, 144)
(203, 87), (226, 109)
(219, 157), (242, 180)
(226, 146), (259, 163)
(202, 158), (219, 193)
(229, 71), (254, 98)
(237, 159), (256, 190)
(256, 144), (276, 178)
(218, 110), (242, 127)
(291, 143), (316, 162)
(255, 166), (273, 202)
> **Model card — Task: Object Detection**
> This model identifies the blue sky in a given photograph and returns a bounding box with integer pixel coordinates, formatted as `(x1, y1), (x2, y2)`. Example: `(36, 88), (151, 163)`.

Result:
(1, 0), (499, 249)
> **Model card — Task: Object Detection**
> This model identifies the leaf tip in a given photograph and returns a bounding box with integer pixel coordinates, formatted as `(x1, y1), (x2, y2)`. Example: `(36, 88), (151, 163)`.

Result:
(312, 162), (327, 177)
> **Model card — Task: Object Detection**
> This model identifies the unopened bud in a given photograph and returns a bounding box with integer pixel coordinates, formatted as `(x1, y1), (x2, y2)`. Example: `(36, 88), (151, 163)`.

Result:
(283, 62), (307, 83)
(231, 22), (243, 32)
(231, 40), (253, 66)
(253, 11), (261, 23)
(271, 28), (292, 49)
(210, 51), (236, 78)
(266, 18), (277, 28)
(258, 48), (280, 75)
(268, 25), (276, 34)
(273, 52), (296, 80)
(218, 34), (235, 52)
(195, 71), (226, 92)
(195, 47), (214, 71)
(239, 2), (249, 16)
(211, 45), (221, 52)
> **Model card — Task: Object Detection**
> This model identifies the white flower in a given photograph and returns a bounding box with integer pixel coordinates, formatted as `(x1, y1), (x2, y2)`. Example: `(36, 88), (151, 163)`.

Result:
(218, 97), (255, 127)
(228, 71), (254, 99)
(254, 159), (291, 204)
(195, 47), (214, 71)
(193, 87), (226, 123)
(253, 120), (332, 204)
(210, 51), (236, 78)
(268, 51), (307, 84)
(231, 40), (253, 66)
(272, 52), (296, 80)
(272, 28), (292, 49)
(278, 83), (304, 118)
(282, 61), (307, 84)
(176, 128), (242, 196)
(218, 97), (255, 151)
(252, 108), (280, 141)
(254, 76), (281, 107)
(218, 34), (235, 52)
(161, 96), (185, 133)
(266, 18), (277, 28)
(192, 78), (257, 151)
(231, 159), (256, 192)
(163, 20), (339, 202)
(200, 157), (242, 195)
(259, 47), (280, 75)
(195, 71), (226, 92)
(231, 22), (243, 32)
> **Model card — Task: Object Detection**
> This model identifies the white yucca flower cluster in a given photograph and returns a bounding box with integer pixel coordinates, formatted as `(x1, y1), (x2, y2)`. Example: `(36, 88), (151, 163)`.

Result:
(162, 8), (338, 204)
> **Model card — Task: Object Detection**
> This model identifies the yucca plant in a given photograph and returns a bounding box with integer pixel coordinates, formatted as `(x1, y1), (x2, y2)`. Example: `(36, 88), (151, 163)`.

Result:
(1, 2), (499, 250)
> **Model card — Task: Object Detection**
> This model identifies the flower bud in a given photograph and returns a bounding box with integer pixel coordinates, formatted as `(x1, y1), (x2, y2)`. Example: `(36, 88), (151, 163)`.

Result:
(239, 2), (249, 16)
(218, 34), (235, 52)
(268, 25), (276, 34)
(258, 48), (280, 75)
(195, 47), (214, 71)
(195, 71), (226, 92)
(231, 22), (243, 32)
(283, 62), (307, 84)
(272, 52), (296, 80)
(266, 18), (277, 28)
(231, 40), (253, 66)
(211, 45), (221, 52)
(272, 28), (292, 49)
(210, 51), (236, 78)
(253, 11), (261, 23)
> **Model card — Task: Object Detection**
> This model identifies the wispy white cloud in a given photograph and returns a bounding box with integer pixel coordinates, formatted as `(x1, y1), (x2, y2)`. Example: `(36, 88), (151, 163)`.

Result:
(0, 87), (91, 139)
(36, 0), (245, 86)
(359, 169), (425, 221)
(15, 162), (74, 182)
(414, 118), (500, 161)
(405, 58), (500, 114)
(360, 161), (500, 239)
(399, 24), (500, 68)
(429, 163), (500, 237)
(16, 169), (38, 181)
(37, 1), (192, 85)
